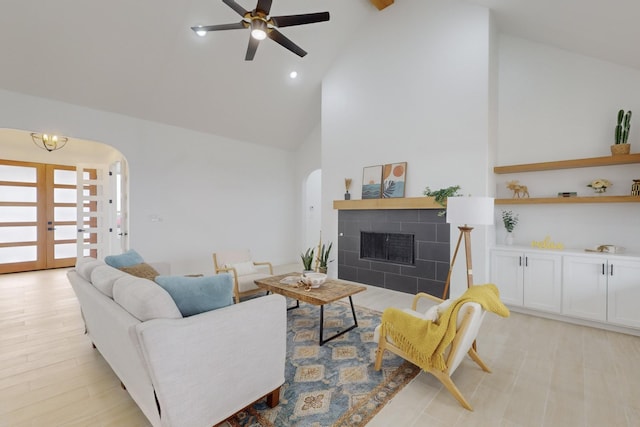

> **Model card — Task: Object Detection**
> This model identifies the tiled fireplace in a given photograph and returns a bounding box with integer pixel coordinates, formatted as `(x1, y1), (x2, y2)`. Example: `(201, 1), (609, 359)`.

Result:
(337, 206), (450, 296)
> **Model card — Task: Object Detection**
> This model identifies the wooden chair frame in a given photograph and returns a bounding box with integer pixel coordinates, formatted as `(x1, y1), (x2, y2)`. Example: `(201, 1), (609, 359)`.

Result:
(213, 253), (273, 303)
(374, 292), (491, 411)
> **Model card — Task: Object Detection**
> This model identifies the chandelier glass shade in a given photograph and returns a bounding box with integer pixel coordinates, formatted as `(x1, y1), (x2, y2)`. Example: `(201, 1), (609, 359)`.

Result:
(31, 133), (68, 152)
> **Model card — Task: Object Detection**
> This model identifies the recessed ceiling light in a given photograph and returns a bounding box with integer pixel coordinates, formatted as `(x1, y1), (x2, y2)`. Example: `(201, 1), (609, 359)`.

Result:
(289, 71), (298, 79)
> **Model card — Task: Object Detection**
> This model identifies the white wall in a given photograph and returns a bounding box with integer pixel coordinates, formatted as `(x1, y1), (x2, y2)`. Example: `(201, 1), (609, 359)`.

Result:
(321, 0), (492, 295)
(0, 89), (298, 274)
(497, 35), (640, 253)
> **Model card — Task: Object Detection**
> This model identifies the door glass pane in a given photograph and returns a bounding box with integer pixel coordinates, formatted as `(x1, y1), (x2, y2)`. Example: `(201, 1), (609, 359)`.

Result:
(54, 225), (77, 240)
(54, 169), (76, 185)
(0, 226), (37, 243)
(54, 207), (76, 221)
(0, 206), (37, 222)
(0, 165), (36, 182)
(54, 188), (76, 203)
(54, 243), (76, 259)
(0, 186), (37, 202)
(0, 245), (37, 263)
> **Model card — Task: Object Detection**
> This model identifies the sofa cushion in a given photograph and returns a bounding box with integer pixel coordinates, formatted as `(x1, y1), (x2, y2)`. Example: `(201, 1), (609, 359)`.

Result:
(226, 261), (257, 276)
(76, 257), (105, 281)
(91, 264), (127, 298)
(105, 249), (145, 268)
(119, 262), (160, 280)
(154, 274), (234, 317)
(113, 275), (182, 321)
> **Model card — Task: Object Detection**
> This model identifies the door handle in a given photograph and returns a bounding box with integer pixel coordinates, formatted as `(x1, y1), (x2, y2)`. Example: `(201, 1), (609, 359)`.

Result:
(47, 227), (56, 231)
(610, 264), (614, 276)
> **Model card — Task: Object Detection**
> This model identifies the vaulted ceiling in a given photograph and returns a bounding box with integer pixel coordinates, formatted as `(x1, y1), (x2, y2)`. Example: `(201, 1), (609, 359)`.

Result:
(1, 0), (639, 150)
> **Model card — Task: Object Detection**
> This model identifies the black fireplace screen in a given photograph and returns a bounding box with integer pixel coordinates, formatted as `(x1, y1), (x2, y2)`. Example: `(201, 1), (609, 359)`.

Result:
(360, 232), (415, 265)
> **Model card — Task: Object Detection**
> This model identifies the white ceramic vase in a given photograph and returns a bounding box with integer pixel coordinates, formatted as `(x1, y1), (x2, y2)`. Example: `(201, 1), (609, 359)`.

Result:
(505, 231), (514, 246)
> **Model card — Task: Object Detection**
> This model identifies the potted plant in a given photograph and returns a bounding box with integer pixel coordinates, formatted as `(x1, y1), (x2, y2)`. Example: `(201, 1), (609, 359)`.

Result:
(501, 210), (519, 245)
(423, 185), (462, 216)
(300, 248), (314, 272)
(611, 109), (632, 155)
(318, 242), (333, 274)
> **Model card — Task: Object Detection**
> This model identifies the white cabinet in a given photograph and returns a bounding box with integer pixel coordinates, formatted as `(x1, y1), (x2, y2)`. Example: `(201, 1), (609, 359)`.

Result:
(490, 249), (562, 313)
(562, 256), (607, 321)
(607, 259), (640, 328)
(563, 255), (640, 328)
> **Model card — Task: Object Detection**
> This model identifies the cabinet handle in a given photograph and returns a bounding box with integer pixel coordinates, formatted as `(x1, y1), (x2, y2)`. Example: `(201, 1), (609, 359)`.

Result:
(525, 257), (528, 267)
(519, 256), (522, 266)
(602, 263), (605, 275)
(610, 264), (614, 276)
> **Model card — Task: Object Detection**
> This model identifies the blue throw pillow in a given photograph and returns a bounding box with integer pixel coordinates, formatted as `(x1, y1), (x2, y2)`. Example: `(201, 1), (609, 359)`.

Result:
(105, 249), (145, 268)
(154, 274), (234, 317)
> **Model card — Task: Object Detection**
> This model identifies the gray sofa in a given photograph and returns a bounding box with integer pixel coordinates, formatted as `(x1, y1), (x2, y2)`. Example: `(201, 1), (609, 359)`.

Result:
(67, 257), (286, 427)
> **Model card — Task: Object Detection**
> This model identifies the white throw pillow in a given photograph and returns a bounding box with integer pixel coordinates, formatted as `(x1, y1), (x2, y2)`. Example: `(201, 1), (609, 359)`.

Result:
(227, 261), (258, 276)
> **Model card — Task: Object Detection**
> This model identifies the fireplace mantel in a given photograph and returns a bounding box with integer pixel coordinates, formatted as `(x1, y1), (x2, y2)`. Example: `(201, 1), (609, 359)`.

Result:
(333, 197), (441, 210)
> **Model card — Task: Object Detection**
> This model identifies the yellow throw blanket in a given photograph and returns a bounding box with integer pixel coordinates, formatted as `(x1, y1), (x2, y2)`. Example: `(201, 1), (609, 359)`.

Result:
(380, 284), (509, 372)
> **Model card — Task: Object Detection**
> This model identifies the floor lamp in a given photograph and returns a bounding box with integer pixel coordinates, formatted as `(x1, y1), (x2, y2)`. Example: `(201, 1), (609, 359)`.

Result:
(441, 196), (494, 300)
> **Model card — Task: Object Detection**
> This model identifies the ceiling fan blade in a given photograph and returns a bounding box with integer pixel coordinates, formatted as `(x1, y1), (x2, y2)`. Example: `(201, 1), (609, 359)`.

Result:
(256, 0), (273, 14)
(267, 29), (307, 57)
(245, 35), (260, 60)
(191, 22), (246, 32)
(271, 12), (330, 28)
(223, 0), (249, 17)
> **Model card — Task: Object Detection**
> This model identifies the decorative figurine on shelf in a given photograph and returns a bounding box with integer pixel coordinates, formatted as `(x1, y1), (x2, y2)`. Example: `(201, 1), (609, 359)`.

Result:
(344, 178), (352, 200)
(631, 179), (640, 196)
(506, 180), (529, 198)
(587, 178), (612, 194)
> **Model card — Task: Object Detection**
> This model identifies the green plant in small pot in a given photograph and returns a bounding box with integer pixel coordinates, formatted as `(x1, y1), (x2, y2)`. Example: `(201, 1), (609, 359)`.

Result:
(423, 185), (462, 216)
(501, 210), (519, 245)
(612, 109), (632, 155)
(318, 242), (333, 274)
(300, 248), (315, 272)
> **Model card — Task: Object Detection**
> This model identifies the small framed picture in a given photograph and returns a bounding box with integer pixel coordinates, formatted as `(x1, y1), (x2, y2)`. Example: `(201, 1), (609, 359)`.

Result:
(362, 165), (383, 199)
(382, 162), (407, 198)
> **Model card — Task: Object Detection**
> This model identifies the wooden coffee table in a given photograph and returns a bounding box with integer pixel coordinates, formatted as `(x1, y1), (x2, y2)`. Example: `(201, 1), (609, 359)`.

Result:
(254, 273), (367, 345)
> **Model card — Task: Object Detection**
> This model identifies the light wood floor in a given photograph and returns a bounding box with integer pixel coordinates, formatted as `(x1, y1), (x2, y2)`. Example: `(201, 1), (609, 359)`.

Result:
(1, 268), (639, 426)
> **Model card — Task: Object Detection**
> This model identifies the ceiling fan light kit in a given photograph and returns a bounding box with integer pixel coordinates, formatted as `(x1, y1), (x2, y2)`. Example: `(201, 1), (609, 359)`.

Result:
(191, 0), (330, 60)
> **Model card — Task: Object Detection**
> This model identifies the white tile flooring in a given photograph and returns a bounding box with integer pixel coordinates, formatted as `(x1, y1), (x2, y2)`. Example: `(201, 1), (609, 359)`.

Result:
(1, 267), (639, 426)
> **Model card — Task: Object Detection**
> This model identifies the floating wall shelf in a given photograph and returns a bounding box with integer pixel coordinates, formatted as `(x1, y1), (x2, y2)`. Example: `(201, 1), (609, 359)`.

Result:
(494, 153), (640, 174)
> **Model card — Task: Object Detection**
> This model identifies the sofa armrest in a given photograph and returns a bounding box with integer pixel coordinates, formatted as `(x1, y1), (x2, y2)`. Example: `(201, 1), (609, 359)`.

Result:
(135, 294), (286, 427)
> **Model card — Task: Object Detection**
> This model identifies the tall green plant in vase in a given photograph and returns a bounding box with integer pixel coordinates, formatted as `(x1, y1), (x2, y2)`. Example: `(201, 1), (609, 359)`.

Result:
(612, 109), (632, 155)
(318, 242), (333, 274)
(501, 210), (519, 245)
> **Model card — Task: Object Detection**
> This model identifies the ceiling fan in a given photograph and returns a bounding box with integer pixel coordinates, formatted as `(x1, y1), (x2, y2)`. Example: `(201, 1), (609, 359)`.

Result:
(192, 0), (330, 61)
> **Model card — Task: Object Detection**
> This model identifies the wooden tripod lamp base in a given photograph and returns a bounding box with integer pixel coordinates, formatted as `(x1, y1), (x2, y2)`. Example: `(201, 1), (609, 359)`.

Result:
(441, 225), (474, 300)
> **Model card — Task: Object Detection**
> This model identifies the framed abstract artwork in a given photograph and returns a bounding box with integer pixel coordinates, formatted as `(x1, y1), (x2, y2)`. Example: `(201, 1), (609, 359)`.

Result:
(382, 162), (407, 198)
(362, 165), (383, 199)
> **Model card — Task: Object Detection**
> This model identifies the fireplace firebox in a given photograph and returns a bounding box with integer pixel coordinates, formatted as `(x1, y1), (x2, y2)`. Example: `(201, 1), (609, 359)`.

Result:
(360, 232), (414, 265)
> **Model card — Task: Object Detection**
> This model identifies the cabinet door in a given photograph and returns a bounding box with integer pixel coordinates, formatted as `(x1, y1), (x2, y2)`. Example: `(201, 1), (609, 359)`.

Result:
(562, 256), (607, 321)
(607, 259), (640, 328)
(490, 250), (524, 306)
(523, 253), (562, 313)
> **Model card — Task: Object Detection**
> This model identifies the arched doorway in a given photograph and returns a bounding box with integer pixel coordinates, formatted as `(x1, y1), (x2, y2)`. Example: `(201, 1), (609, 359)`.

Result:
(303, 169), (322, 251)
(0, 128), (127, 273)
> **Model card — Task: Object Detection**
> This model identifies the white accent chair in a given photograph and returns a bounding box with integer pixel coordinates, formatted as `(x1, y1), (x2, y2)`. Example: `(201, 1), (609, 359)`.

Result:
(213, 249), (273, 303)
(373, 292), (490, 411)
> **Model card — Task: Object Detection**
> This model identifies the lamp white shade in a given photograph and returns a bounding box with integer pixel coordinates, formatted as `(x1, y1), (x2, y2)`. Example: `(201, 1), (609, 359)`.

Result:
(445, 196), (495, 226)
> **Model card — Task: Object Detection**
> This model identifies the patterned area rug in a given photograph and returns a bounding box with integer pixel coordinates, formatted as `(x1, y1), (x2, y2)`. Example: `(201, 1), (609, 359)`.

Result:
(217, 301), (420, 427)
